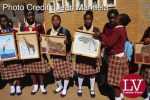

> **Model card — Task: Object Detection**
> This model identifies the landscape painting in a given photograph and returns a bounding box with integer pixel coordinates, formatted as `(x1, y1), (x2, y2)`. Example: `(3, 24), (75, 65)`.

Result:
(0, 33), (17, 61)
(72, 31), (101, 58)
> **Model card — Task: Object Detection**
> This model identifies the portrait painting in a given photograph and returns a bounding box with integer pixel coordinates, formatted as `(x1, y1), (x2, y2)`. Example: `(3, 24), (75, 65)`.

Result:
(65, 0), (74, 11)
(56, 0), (65, 12)
(76, 0), (87, 10)
(48, 0), (56, 13)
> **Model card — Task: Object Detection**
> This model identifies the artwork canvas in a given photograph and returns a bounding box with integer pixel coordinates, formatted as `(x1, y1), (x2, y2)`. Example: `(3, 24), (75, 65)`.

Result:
(48, 0), (56, 13)
(72, 31), (101, 58)
(0, 33), (17, 61)
(65, 0), (74, 11)
(87, 0), (99, 9)
(76, 0), (87, 10)
(41, 35), (66, 56)
(56, 0), (65, 12)
(135, 43), (150, 65)
(16, 32), (40, 60)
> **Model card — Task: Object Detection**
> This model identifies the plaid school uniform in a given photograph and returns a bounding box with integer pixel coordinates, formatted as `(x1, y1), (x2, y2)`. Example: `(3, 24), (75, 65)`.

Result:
(47, 27), (73, 79)
(0, 60), (25, 80)
(20, 22), (50, 74)
(23, 58), (50, 74)
(75, 26), (101, 76)
(75, 56), (101, 75)
(51, 55), (73, 79)
(107, 55), (129, 87)
(0, 29), (25, 80)
(101, 25), (129, 87)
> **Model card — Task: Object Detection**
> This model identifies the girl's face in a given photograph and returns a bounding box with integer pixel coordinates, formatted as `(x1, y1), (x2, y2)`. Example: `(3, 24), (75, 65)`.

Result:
(143, 37), (150, 45)
(108, 13), (117, 25)
(26, 12), (35, 25)
(114, 15), (121, 25)
(52, 16), (61, 29)
(0, 17), (8, 28)
(84, 15), (93, 29)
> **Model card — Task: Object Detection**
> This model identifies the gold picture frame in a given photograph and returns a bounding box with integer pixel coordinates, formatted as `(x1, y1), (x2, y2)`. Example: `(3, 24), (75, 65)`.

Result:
(16, 32), (40, 60)
(72, 31), (101, 58)
(0, 33), (18, 61)
(41, 35), (66, 56)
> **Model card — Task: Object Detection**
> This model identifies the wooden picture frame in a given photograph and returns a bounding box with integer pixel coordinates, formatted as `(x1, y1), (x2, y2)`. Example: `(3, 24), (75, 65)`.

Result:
(134, 43), (150, 65)
(0, 33), (18, 61)
(72, 31), (101, 58)
(16, 32), (40, 60)
(41, 35), (66, 56)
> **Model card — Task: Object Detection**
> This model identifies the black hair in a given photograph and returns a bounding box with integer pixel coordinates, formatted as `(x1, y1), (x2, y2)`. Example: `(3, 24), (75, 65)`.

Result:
(107, 9), (119, 18)
(141, 27), (150, 41)
(8, 19), (13, 28)
(84, 10), (93, 19)
(119, 13), (131, 26)
(51, 14), (61, 21)
(0, 14), (9, 21)
(24, 4), (35, 16)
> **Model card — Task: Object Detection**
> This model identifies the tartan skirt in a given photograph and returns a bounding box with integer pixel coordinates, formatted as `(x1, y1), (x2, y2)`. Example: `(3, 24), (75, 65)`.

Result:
(51, 55), (73, 79)
(0, 61), (25, 80)
(23, 59), (50, 74)
(107, 55), (129, 87)
(75, 55), (101, 76)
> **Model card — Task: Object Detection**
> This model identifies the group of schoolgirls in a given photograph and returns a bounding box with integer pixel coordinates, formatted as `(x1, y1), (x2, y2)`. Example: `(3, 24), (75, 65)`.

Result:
(0, 8), (149, 100)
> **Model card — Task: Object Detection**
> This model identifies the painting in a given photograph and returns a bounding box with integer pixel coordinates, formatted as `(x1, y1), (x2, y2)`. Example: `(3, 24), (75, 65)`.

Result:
(76, 0), (87, 10)
(65, 0), (74, 11)
(87, 0), (99, 10)
(16, 32), (40, 60)
(134, 43), (150, 65)
(41, 35), (66, 56)
(72, 31), (101, 58)
(0, 33), (17, 61)
(56, 0), (65, 12)
(48, 0), (56, 13)
(106, 0), (116, 7)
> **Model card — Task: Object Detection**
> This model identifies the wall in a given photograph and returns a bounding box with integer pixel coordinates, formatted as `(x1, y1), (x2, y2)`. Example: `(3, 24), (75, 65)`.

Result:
(44, 0), (150, 43)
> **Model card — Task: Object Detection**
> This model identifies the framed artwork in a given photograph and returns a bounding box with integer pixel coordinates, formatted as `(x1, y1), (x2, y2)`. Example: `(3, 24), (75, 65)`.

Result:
(65, 0), (74, 11)
(56, 0), (65, 12)
(87, 0), (99, 10)
(72, 31), (101, 58)
(103, 0), (116, 8)
(76, 0), (87, 11)
(134, 43), (150, 65)
(0, 33), (18, 61)
(41, 35), (66, 56)
(16, 32), (40, 60)
(48, 0), (56, 13)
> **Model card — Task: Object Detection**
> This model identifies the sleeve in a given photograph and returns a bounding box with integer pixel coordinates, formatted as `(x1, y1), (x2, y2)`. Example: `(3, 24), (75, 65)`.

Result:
(46, 29), (51, 35)
(93, 27), (101, 39)
(101, 28), (121, 48)
(36, 23), (45, 35)
(63, 28), (72, 52)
